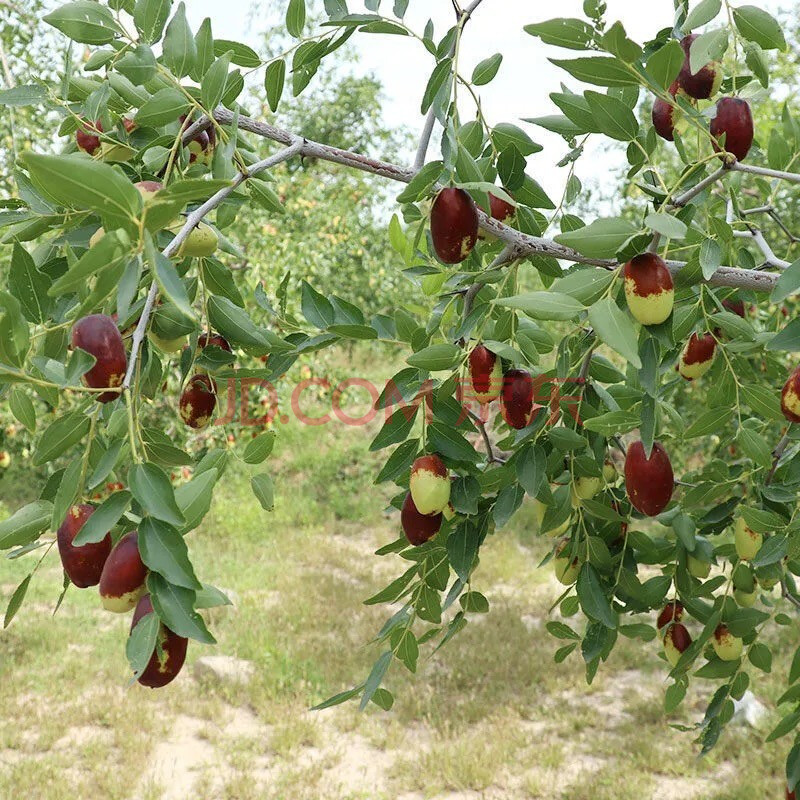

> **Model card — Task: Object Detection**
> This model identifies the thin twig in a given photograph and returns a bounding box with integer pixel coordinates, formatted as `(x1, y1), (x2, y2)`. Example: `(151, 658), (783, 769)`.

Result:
(730, 161), (800, 184)
(413, 0), (485, 170)
(727, 199), (791, 270)
(669, 166), (727, 208)
(467, 409), (505, 464)
(121, 137), (304, 390)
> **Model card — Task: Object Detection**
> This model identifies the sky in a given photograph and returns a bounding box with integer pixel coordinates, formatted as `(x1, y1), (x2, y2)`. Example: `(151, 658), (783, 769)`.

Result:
(178, 0), (785, 203)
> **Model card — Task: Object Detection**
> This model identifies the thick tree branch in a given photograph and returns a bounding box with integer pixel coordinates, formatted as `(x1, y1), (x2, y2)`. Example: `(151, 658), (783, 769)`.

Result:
(211, 108), (782, 293)
(122, 137), (304, 390)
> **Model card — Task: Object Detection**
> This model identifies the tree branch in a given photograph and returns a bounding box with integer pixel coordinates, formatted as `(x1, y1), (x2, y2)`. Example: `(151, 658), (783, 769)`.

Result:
(121, 136), (304, 390)
(731, 161), (800, 184)
(727, 199), (791, 270)
(669, 166), (727, 208)
(211, 108), (782, 293)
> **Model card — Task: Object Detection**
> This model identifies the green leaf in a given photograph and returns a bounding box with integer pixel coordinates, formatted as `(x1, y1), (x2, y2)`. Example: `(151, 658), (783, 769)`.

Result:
(0, 85), (47, 107)
(524, 18), (594, 50)
(139, 517), (201, 589)
(74, 491), (131, 545)
(732, 5), (785, 51)
(0, 501), (52, 550)
(147, 573), (215, 643)
(684, 0), (722, 30)
(684, 407), (731, 438)
(391, 626), (419, 672)
(396, 160), (444, 203)
(148, 245), (195, 322)
(646, 40), (684, 89)
(360, 650), (392, 710)
(9, 244), (51, 323)
(645, 212), (687, 240)
(421, 58), (452, 114)
(249, 181), (285, 214)
(194, 583), (232, 609)
(4, 574), (31, 628)
(495, 291), (583, 321)
(554, 217), (638, 258)
(21, 153), (141, 233)
(406, 343), (462, 371)
(748, 642), (772, 673)
(208, 295), (269, 349)
(251, 473), (275, 511)
(427, 422), (479, 464)
(577, 563), (617, 629)
(264, 59), (286, 112)
(767, 318), (800, 352)
(127, 611), (159, 677)
(162, 2), (196, 78)
(286, 0), (306, 37)
(44, 1), (121, 44)
(135, 87), (191, 126)
(128, 462), (185, 527)
(175, 468), (218, 533)
(472, 53), (503, 86)
(491, 123), (542, 156)
(689, 29), (728, 74)
(33, 411), (91, 466)
(8, 388), (35, 432)
(588, 298), (642, 368)
(134, 0), (174, 44)
(770, 258), (800, 304)
(242, 432), (276, 464)
(584, 91), (638, 141)
(201, 52), (231, 111)
(550, 56), (639, 87)
(49, 231), (131, 296)
(214, 39), (260, 67)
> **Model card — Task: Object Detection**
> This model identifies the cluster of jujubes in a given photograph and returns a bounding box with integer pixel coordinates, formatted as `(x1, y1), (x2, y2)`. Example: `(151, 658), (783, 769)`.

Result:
(466, 344), (539, 429)
(56, 507), (187, 688)
(651, 35), (753, 161)
(401, 455), (451, 545)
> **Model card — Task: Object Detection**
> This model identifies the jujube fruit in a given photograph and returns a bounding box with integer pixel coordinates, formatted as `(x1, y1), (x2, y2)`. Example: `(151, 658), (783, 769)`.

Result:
(130, 594), (188, 688)
(676, 34), (722, 99)
(781, 366), (800, 423)
(76, 119), (103, 154)
(57, 504), (112, 588)
(712, 624), (743, 661)
(500, 369), (537, 430)
(409, 455), (450, 515)
(624, 253), (674, 326)
(430, 187), (479, 264)
(734, 515), (762, 561)
(710, 97), (754, 162)
(71, 314), (127, 403)
(99, 531), (147, 613)
(678, 332), (716, 380)
(468, 344), (502, 404)
(624, 440), (674, 517)
(401, 492), (442, 546)
(652, 82), (689, 142)
(179, 374), (218, 429)
(656, 601), (683, 630)
(663, 622), (691, 666)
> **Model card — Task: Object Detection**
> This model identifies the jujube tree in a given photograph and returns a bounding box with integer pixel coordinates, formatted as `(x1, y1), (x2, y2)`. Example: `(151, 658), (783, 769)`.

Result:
(3, 0), (800, 789)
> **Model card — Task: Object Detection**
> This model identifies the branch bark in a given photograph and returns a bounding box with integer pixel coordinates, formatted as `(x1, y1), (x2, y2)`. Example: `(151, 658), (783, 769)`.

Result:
(210, 108), (782, 293)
